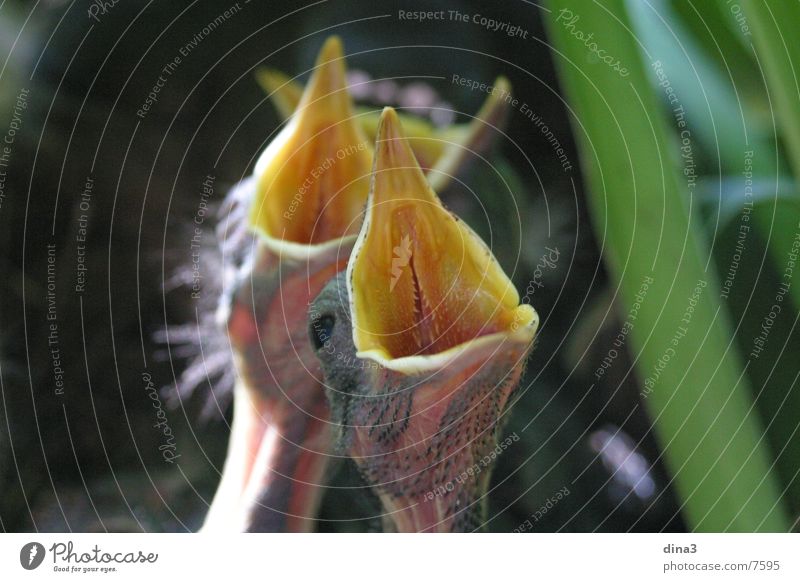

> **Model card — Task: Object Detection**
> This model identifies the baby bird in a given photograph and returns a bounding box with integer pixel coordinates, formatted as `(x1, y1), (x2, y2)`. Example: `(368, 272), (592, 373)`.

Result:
(204, 30), (520, 531)
(309, 108), (538, 532)
(204, 38), (514, 532)
(203, 36), (371, 532)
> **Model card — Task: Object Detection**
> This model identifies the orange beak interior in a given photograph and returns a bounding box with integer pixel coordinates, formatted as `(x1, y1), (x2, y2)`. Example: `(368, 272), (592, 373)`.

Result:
(348, 108), (535, 362)
(250, 36), (372, 246)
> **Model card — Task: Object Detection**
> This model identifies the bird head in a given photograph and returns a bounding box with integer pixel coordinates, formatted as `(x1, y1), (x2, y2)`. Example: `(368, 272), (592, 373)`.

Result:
(309, 107), (538, 532)
(206, 36), (371, 532)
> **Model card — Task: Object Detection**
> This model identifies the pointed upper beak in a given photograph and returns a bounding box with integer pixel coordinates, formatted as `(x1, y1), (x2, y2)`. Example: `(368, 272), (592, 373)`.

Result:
(255, 67), (304, 120)
(250, 36), (373, 250)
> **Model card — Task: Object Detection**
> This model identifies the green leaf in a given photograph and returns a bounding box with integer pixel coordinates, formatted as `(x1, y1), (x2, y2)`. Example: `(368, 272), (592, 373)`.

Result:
(743, 0), (800, 180)
(544, 0), (790, 531)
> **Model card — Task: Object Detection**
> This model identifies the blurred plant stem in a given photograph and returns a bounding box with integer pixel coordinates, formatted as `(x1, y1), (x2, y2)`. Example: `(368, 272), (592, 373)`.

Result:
(544, 0), (789, 531)
(743, 0), (800, 181)
(741, 0), (800, 313)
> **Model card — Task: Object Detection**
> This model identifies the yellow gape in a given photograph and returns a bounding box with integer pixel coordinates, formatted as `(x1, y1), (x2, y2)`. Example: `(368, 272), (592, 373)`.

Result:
(348, 107), (537, 369)
(250, 36), (373, 246)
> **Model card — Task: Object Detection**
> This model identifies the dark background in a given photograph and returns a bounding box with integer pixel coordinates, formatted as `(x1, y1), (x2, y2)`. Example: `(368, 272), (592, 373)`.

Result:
(0, 0), (692, 532)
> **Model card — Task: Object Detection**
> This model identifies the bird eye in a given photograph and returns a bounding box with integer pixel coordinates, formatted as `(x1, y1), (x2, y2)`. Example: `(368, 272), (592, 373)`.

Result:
(310, 313), (336, 351)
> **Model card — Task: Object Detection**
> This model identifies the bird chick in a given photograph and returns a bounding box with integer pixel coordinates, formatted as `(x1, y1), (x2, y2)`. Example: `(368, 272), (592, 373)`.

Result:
(309, 108), (538, 532)
(204, 35), (368, 532)
(206, 37), (517, 532)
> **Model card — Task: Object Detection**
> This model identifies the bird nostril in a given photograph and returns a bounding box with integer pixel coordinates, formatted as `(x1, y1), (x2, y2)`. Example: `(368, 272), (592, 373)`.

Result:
(309, 313), (336, 351)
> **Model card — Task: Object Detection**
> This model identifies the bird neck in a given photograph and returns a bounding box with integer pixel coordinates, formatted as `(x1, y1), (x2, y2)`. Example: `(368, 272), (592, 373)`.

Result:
(204, 387), (333, 532)
(243, 396), (333, 532)
(345, 360), (523, 532)
(206, 239), (347, 532)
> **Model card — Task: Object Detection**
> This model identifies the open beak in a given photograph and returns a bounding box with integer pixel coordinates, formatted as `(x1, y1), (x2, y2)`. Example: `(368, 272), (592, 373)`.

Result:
(257, 67), (513, 192)
(339, 108), (538, 531)
(250, 35), (373, 249)
(204, 36), (371, 532)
